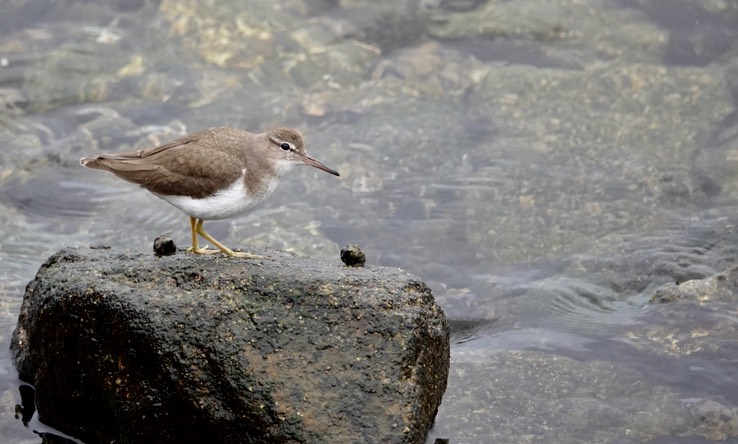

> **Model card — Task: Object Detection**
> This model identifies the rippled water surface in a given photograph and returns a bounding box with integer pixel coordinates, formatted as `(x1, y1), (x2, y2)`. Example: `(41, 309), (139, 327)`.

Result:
(1, 0), (738, 442)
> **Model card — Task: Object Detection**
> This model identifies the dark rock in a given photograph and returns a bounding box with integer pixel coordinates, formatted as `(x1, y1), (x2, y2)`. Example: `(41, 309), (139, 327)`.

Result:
(11, 248), (449, 444)
(152, 234), (176, 256)
(340, 244), (366, 267)
(649, 265), (738, 304)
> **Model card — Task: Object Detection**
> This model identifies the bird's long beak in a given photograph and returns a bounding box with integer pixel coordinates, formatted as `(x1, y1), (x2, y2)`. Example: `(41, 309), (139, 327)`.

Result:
(303, 155), (340, 177)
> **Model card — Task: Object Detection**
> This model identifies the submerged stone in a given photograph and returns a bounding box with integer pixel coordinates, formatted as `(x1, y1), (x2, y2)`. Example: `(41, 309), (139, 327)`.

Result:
(11, 248), (449, 444)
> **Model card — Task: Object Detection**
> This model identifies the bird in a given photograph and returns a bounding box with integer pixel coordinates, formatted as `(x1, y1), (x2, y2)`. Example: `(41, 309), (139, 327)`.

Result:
(80, 127), (340, 258)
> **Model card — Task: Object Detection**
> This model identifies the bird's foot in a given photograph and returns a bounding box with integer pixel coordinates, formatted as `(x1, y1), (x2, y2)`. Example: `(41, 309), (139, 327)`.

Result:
(188, 245), (270, 260)
(187, 246), (221, 255)
(229, 250), (271, 260)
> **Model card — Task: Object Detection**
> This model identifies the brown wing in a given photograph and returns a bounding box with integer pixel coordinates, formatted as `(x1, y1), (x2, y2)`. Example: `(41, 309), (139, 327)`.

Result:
(80, 127), (250, 199)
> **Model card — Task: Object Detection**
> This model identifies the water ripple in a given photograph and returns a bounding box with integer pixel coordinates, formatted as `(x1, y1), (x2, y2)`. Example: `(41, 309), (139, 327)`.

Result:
(529, 277), (648, 336)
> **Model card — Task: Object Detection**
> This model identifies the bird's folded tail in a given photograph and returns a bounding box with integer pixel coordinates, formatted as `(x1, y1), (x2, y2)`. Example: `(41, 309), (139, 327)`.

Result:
(79, 156), (107, 170)
(79, 155), (160, 185)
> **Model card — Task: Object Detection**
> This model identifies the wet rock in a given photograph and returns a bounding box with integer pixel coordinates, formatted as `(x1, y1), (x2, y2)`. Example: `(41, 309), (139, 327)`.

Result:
(685, 398), (738, 441)
(649, 265), (738, 304)
(11, 248), (449, 444)
(425, 0), (667, 66)
(620, 265), (738, 360)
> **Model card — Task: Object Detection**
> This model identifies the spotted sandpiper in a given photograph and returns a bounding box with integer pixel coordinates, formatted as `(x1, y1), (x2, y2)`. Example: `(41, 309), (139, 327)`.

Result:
(80, 127), (340, 258)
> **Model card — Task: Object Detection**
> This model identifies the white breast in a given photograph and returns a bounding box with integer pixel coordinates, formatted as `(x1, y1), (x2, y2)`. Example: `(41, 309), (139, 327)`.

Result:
(154, 169), (281, 221)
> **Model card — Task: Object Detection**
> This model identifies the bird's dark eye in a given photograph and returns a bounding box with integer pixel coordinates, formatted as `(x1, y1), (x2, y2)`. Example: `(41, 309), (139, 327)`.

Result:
(280, 142), (291, 151)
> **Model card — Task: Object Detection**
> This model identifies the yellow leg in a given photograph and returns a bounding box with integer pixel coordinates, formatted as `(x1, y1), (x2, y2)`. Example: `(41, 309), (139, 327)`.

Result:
(187, 217), (265, 259)
(186, 216), (220, 255)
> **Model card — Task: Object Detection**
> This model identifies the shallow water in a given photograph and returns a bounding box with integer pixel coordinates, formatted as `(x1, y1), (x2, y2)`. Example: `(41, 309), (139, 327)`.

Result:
(1, 0), (738, 442)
